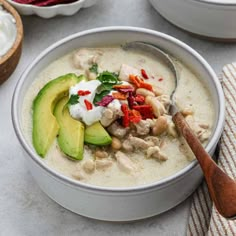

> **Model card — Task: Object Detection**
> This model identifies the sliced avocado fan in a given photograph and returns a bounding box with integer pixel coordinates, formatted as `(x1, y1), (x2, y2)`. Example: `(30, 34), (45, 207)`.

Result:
(84, 122), (112, 146)
(33, 73), (86, 157)
(54, 96), (84, 160)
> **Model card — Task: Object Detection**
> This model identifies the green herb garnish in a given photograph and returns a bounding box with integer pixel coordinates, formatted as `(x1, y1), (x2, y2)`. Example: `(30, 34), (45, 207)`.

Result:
(97, 71), (119, 84)
(68, 94), (79, 105)
(93, 90), (111, 104)
(89, 63), (98, 74)
(93, 71), (121, 104)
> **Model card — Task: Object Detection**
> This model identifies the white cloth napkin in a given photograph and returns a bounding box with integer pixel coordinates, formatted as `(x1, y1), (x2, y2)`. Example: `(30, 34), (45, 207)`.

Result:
(187, 63), (236, 236)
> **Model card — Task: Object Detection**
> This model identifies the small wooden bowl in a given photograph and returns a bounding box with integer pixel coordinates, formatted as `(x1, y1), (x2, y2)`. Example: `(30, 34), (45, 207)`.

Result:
(0, 0), (23, 85)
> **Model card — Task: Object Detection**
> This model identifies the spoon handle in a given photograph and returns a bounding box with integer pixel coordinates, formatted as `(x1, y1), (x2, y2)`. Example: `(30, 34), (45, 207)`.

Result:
(173, 112), (236, 219)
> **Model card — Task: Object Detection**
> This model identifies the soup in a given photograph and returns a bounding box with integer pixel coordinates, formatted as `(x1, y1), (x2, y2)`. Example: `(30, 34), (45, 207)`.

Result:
(22, 46), (215, 187)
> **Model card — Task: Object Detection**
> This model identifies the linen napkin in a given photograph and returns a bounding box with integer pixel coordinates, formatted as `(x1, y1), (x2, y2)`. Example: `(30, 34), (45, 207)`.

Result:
(186, 63), (236, 236)
(187, 62), (236, 236)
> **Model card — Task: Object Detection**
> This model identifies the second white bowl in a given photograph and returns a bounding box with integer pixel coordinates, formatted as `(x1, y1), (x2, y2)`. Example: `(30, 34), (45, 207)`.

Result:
(149, 0), (236, 41)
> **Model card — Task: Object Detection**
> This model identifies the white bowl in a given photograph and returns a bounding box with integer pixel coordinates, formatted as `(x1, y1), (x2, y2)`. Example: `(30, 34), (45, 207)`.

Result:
(6, 0), (98, 18)
(149, 0), (236, 41)
(12, 27), (225, 221)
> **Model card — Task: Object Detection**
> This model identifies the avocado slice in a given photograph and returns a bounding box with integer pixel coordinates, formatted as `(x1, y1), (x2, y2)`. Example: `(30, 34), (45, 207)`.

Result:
(54, 97), (84, 160)
(84, 122), (112, 146)
(33, 73), (86, 157)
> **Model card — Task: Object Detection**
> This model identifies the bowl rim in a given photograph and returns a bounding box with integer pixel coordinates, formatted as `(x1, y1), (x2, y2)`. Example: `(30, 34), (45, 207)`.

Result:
(12, 26), (225, 193)
(7, 0), (90, 9)
(190, 0), (236, 6)
(0, 0), (23, 65)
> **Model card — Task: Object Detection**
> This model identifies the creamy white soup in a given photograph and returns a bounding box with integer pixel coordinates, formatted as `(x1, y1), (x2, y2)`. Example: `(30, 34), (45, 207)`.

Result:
(22, 46), (215, 187)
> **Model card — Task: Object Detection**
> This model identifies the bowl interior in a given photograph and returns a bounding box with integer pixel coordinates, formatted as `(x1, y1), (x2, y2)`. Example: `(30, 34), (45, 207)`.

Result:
(13, 27), (224, 191)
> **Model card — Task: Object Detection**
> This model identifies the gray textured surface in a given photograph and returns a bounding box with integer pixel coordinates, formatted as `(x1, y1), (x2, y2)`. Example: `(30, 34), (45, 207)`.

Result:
(1, 0), (236, 235)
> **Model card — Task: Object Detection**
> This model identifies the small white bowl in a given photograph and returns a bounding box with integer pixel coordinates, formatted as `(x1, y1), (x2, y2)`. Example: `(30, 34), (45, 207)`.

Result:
(6, 0), (98, 18)
(12, 27), (225, 221)
(149, 0), (236, 41)
(0, 0), (23, 84)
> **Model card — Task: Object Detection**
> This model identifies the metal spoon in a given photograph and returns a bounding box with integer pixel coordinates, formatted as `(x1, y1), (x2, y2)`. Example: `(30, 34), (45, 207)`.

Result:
(124, 41), (236, 219)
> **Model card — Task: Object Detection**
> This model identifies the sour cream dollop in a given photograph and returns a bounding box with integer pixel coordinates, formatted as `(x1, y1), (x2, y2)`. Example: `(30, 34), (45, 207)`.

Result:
(0, 5), (17, 57)
(69, 80), (105, 126)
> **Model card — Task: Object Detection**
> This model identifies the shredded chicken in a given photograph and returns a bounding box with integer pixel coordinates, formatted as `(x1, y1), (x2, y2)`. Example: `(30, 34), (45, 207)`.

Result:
(115, 151), (136, 173)
(146, 146), (168, 161)
(129, 136), (149, 149)
(134, 119), (152, 136)
(100, 108), (115, 127)
(107, 122), (129, 139)
(96, 159), (113, 170)
(119, 64), (140, 82)
(144, 136), (160, 147)
(122, 139), (134, 152)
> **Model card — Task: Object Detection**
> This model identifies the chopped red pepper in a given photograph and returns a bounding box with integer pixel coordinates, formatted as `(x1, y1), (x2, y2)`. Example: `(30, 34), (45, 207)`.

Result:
(129, 74), (153, 91)
(141, 69), (149, 79)
(140, 81), (153, 91)
(121, 104), (129, 127)
(129, 109), (142, 123)
(129, 74), (141, 87)
(84, 99), (93, 110)
(133, 105), (154, 119)
(113, 85), (133, 89)
(134, 94), (145, 104)
(78, 90), (91, 96)
(158, 78), (163, 82)
(112, 92), (127, 100)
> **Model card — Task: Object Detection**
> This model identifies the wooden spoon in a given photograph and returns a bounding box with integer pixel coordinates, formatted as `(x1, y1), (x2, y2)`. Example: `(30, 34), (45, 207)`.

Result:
(124, 41), (236, 219)
(173, 112), (236, 219)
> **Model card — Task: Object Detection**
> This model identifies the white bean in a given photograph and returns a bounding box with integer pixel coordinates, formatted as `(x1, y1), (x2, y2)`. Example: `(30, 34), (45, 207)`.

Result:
(83, 160), (95, 173)
(152, 85), (163, 96)
(167, 122), (178, 138)
(95, 150), (108, 159)
(152, 116), (168, 136)
(145, 96), (165, 118)
(72, 170), (85, 180)
(111, 137), (122, 150)
(136, 88), (155, 97)
(181, 107), (194, 116)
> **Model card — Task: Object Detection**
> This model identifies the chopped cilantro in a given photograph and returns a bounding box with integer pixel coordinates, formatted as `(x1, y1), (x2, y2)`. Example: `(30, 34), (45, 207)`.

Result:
(89, 63), (98, 74)
(68, 94), (79, 105)
(93, 90), (111, 104)
(97, 71), (119, 84)
(93, 71), (121, 105)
